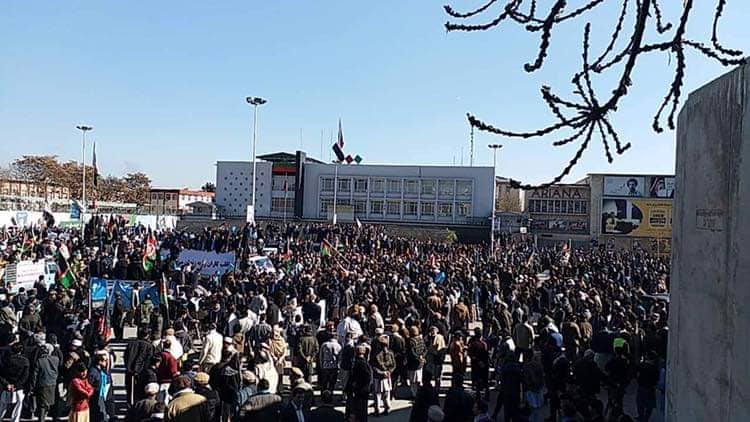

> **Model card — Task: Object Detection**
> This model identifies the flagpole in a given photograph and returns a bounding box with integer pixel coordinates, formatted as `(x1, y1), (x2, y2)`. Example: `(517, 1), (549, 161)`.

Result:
(76, 125), (93, 231)
(332, 163), (338, 224)
(283, 179), (288, 223)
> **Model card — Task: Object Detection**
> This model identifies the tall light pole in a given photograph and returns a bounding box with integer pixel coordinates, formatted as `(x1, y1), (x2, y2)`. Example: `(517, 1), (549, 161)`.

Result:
(76, 125), (93, 228)
(246, 96), (267, 223)
(488, 143), (503, 255)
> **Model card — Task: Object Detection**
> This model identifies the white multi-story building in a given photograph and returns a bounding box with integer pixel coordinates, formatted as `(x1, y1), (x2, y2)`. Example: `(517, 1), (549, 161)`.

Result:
(302, 163), (494, 225)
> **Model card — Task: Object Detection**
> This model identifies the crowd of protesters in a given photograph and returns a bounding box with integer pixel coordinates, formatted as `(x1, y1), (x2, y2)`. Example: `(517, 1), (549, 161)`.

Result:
(0, 215), (670, 422)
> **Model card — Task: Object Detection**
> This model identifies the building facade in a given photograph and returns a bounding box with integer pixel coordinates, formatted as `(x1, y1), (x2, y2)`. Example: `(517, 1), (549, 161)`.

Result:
(149, 188), (214, 215)
(215, 152), (322, 219)
(495, 177), (523, 212)
(215, 161), (273, 218)
(302, 163), (494, 225)
(0, 179), (70, 200)
(586, 173), (674, 254)
(523, 183), (592, 242)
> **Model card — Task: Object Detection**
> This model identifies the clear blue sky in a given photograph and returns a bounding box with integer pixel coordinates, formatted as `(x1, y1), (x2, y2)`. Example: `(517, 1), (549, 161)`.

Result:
(2, 1), (748, 188)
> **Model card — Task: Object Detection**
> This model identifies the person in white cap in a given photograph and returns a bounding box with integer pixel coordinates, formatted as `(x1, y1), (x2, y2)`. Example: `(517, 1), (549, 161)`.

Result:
(126, 383), (159, 422)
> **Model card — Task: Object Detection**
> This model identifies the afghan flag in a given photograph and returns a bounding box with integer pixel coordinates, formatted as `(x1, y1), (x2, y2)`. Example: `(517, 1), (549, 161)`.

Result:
(56, 250), (76, 288)
(321, 239), (332, 257)
(143, 233), (157, 272)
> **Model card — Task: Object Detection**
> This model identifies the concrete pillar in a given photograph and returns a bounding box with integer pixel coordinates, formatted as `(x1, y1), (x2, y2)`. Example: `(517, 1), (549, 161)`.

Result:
(669, 64), (750, 421)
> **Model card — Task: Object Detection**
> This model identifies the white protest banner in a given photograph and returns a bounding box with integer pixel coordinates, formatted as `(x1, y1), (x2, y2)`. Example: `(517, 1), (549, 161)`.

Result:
(177, 249), (236, 276)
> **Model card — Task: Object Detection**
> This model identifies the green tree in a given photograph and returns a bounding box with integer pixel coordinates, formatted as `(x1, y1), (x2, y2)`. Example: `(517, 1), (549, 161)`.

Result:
(122, 172), (152, 204)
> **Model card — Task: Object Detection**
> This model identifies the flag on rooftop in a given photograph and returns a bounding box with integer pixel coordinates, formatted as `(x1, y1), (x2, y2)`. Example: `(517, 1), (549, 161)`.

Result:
(345, 155), (353, 164)
(337, 118), (345, 148)
(332, 143), (345, 162)
(354, 155), (362, 164)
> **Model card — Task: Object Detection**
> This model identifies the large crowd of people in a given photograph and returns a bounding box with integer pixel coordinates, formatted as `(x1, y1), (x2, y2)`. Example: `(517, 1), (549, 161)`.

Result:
(0, 216), (670, 422)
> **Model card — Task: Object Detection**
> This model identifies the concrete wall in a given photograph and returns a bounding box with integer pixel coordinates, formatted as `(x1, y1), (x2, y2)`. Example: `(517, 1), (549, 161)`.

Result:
(668, 64), (750, 421)
(215, 161), (272, 217)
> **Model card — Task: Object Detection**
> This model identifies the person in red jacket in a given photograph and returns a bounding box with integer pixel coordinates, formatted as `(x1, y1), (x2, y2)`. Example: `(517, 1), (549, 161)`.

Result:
(158, 340), (180, 404)
(69, 363), (94, 422)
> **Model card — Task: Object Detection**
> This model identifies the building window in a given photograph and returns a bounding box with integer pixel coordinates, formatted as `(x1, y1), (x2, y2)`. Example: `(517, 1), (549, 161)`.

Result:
(321, 177), (334, 192)
(421, 180), (436, 196)
(438, 180), (454, 197)
(272, 198), (294, 213)
(541, 200), (548, 213)
(574, 201), (581, 214)
(581, 201), (588, 214)
(554, 200), (561, 213)
(438, 202), (453, 217)
(337, 178), (351, 192)
(336, 198), (351, 206)
(457, 202), (471, 217)
(354, 178), (368, 193)
(456, 180), (472, 198)
(404, 180), (419, 195)
(370, 199), (384, 215)
(404, 201), (418, 216)
(421, 202), (435, 216)
(320, 198), (333, 215)
(387, 179), (402, 194)
(371, 178), (385, 194)
(386, 200), (401, 216)
(354, 200), (366, 214)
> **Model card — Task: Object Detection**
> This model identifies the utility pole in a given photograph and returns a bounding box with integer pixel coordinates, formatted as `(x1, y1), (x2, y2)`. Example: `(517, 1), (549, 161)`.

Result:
(75, 125), (93, 230)
(488, 144), (503, 255)
(246, 96), (267, 224)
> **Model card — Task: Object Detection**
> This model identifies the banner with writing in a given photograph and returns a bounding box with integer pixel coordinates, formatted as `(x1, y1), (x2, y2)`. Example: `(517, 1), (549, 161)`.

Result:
(176, 249), (236, 276)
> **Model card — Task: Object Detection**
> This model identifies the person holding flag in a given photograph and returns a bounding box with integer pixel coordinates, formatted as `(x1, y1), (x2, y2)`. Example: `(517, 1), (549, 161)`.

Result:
(143, 232), (157, 274)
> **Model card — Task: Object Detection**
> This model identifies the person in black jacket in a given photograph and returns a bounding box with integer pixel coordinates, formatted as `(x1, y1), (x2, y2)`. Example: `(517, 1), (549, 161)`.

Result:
(125, 328), (156, 405)
(137, 356), (161, 404)
(280, 382), (312, 422)
(240, 379), (282, 422)
(309, 390), (344, 422)
(0, 342), (30, 422)
(31, 343), (59, 422)
(344, 346), (371, 422)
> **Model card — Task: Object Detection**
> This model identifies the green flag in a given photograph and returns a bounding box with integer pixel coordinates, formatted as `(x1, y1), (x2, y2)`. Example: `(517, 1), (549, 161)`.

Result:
(56, 251), (77, 288)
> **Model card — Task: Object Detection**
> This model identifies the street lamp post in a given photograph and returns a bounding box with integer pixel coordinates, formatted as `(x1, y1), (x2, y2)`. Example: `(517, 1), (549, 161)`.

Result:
(246, 97), (267, 224)
(76, 125), (93, 229)
(488, 144), (503, 255)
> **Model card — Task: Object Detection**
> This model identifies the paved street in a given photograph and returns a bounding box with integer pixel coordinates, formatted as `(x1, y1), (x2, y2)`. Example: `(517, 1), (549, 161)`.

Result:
(105, 326), (664, 422)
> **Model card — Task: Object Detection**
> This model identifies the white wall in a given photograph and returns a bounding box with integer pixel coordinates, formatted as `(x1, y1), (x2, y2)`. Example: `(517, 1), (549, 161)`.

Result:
(0, 210), (178, 229)
(215, 161), (272, 217)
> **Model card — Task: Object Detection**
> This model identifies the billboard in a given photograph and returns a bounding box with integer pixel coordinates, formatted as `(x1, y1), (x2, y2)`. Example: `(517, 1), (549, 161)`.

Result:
(604, 176), (646, 197)
(601, 198), (672, 237)
(530, 218), (588, 234)
(647, 176), (675, 198)
(604, 175), (675, 198)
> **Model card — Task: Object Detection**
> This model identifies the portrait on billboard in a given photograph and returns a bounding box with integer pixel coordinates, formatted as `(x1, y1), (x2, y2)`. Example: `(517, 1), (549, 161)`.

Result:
(648, 176), (675, 198)
(602, 198), (672, 237)
(601, 199), (643, 235)
(603, 176), (646, 197)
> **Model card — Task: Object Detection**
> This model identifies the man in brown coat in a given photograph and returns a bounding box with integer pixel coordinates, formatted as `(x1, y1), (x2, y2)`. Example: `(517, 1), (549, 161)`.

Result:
(166, 376), (210, 422)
